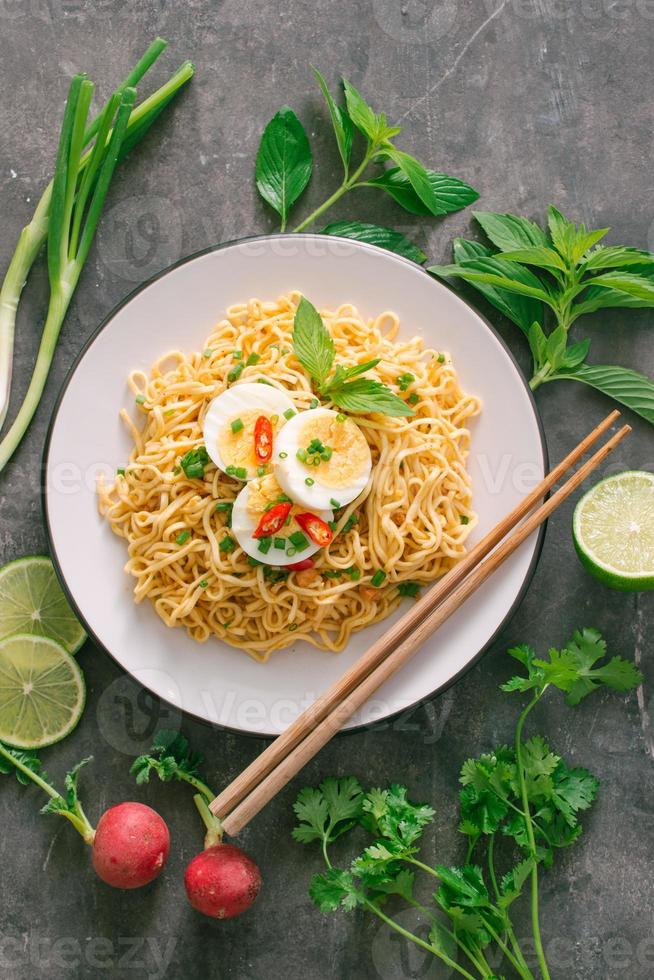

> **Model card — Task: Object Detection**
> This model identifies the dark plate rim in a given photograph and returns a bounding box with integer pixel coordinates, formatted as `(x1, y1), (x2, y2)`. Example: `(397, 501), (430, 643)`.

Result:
(42, 232), (548, 739)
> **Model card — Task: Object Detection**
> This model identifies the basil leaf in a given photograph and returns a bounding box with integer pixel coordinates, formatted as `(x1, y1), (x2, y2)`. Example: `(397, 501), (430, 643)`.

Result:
(330, 378), (414, 417)
(558, 338), (591, 371)
(546, 206), (609, 263)
(497, 246), (567, 273)
(528, 321), (548, 367)
(429, 257), (551, 329)
(551, 362), (654, 425)
(572, 279), (654, 317)
(452, 239), (491, 263)
(571, 227), (610, 262)
(382, 148), (442, 216)
(582, 270), (654, 303)
(323, 359), (381, 388)
(546, 324), (568, 369)
(440, 253), (543, 334)
(312, 67), (353, 175)
(342, 77), (381, 142)
(293, 296), (335, 387)
(322, 220), (426, 264)
(255, 107), (313, 230)
(473, 211), (548, 252)
(366, 168), (479, 216)
(582, 246), (654, 272)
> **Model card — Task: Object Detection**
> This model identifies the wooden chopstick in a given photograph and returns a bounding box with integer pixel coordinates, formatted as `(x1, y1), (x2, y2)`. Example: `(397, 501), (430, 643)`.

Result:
(210, 410), (621, 823)
(219, 422), (630, 836)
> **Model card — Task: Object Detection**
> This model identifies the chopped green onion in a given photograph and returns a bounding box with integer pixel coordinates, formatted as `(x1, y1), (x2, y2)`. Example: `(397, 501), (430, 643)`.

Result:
(309, 397), (319, 409)
(247, 555), (262, 567)
(281, 347), (290, 355)
(180, 446), (210, 480)
(274, 537), (286, 550)
(461, 515), (470, 525)
(117, 467), (125, 476)
(288, 623), (299, 632)
(225, 465), (236, 476)
(219, 535), (236, 553)
(286, 546), (297, 557)
(215, 501), (232, 512)
(257, 466), (267, 477)
(296, 448), (308, 463)
(231, 417), (244, 434)
(342, 513), (358, 533)
(311, 457), (320, 467)
(279, 451), (288, 459)
(398, 581), (420, 598)
(227, 363), (244, 383)
(233, 350), (243, 360)
(284, 515), (292, 526)
(370, 570), (387, 588)
(397, 372), (415, 391)
(328, 520), (337, 532)
(438, 353), (446, 363)
(234, 467), (247, 480)
(408, 392), (419, 406)
(271, 414), (279, 424)
(222, 619), (233, 629)
(202, 348), (213, 358)
(173, 466), (181, 475)
(246, 352), (260, 366)
(258, 536), (272, 554)
(258, 378), (272, 385)
(199, 580), (208, 589)
(321, 449), (333, 461)
(176, 530), (191, 546)
(347, 567), (361, 581)
(323, 570), (342, 578)
(330, 498), (341, 509)
(336, 413), (346, 422)
(283, 408), (296, 420)
(289, 531), (309, 550)
(135, 394), (145, 405)
(305, 477), (314, 486)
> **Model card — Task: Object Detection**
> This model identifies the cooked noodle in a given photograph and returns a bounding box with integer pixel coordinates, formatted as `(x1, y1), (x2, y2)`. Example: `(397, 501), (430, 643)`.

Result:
(98, 293), (481, 661)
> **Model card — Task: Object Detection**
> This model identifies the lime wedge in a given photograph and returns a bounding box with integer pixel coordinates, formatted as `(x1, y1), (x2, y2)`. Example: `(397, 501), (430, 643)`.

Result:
(0, 634), (86, 748)
(573, 470), (654, 591)
(0, 556), (86, 653)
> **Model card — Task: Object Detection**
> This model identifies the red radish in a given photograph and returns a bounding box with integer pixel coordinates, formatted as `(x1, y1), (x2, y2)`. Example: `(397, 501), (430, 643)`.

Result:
(130, 730), (262, 919)
(185, 843), (261, 918)
(92, 802), (170, 889)
(0, 746), (171, 890)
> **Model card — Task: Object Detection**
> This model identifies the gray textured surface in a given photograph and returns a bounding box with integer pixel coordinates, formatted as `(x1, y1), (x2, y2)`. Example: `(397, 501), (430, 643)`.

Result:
(1, 2), (653, 978)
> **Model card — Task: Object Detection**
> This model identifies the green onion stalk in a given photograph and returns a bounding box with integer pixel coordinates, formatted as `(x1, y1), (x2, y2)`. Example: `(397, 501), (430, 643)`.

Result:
(0, 39), (194, 470)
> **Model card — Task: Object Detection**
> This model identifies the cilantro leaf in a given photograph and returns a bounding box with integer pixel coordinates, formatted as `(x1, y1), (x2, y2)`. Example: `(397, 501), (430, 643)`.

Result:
(292, 296), (335, 388)
(362, 784), (435, 846)
(130, 729), (204, 785)
(534, 628), (642, 704)
(550, 762), (599, 827)
(498, 859), (534, 909)
(292, 777), (364, 846)
(435, 864), (491, 910)
(309, 867), (366, 912)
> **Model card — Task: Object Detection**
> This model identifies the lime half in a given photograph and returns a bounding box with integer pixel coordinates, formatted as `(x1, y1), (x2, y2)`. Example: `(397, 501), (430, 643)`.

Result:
(0, 634), (86, 748)
(0, 556), (86, 654)
(573, 470), (654, 591)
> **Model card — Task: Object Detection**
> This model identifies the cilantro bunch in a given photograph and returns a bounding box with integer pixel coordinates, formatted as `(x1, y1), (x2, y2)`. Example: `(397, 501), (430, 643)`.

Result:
(292, 629), (641, 980)
(255, 69), (478, 259)
(429, 208), (654, 425)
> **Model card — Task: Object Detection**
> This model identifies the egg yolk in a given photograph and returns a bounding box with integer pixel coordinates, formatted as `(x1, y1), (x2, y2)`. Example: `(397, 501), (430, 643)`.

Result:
(298, 415), (370, 489)
(216, 410), (283, 473)
(246, 474), (314, 541)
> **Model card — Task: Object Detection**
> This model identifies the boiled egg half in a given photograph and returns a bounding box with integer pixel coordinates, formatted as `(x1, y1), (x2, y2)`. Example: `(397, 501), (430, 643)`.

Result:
(231, 474), (334, 566)
(203, 382), (297, 481)
(274, 408), (372, 510)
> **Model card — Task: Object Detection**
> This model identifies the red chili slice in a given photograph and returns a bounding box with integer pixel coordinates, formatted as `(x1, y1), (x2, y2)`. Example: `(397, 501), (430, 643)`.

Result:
(287, 557), (315, 571)
(294, 512), (333, 547)
(252, 502), (292, 539)
(254, 415), (273, 464)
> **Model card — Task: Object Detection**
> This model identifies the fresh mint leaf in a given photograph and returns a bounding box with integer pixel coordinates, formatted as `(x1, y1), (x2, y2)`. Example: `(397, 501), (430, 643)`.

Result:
(366, 168), (479, 216)
(329, 378), (415, 417)
(497, 246), (567, 273)
(292, 296), (335, 388)
(548, 362), (654, 426)
(312, 67), (353, 175)
(321, 219), (427, 264)
(572, 272), (654, 315)
(474, 210), (549, 252)
(382, 147), (442, 216)
(323, 358), (381, 389)
(255, 106), (313, 230)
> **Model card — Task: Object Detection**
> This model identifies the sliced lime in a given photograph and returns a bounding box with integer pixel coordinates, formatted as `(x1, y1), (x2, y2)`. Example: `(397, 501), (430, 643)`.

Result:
(0, 634), (86, 748)
(0, 556), (86, 653)
(573, 470), (654, 591)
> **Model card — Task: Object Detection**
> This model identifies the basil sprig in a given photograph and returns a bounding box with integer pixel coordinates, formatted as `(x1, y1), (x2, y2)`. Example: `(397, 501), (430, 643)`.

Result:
(255, 68), (478, 261)
(292, 296), (413, 418)
(429, 207), (654, 424)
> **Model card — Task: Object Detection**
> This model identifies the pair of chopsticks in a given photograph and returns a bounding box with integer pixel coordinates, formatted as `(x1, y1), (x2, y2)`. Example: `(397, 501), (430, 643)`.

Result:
(210, 410), (629, 836)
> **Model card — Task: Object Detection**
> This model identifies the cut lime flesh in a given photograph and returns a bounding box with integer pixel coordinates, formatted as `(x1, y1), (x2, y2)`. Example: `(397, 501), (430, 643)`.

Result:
(573, 470), (654, 591)
(0, 634), (85, 749)
(0, 556), (86, 653)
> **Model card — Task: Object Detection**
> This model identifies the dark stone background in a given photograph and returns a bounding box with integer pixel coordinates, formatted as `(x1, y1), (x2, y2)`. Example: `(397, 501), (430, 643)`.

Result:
(0, 2), (652, 978)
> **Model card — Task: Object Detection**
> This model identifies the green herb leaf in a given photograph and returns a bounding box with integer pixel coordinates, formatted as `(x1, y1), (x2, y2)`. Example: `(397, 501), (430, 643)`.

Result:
(323, 358), (381, 389)
(0, 745), (46, 786)
(473, 210), (549, 252)
(497, 246), (567, 273)
(328, 378), (414, 417)
(498, 859), (534, 909)
(321, 220), (426, 264)
(312, 67), (353, 175)
(366, 167), (479, 216)
(533, 628), (642, 705)
(255, 106), (313, 231)
(292, 296), (335, 387)
(528, 321), (548, 368)
(342, 77), (398, 143)
(382, 147), (442, 216)
(180, 446), (210, 480)
(581, 245), (654, 272)
(292, 777), (364, 845)
(130, 730), (204, 785)
(309, 867), (366, 912)
(582, 270), (654, 304)
(429, 257), (552, 324)
(549, 362), (654, 425)
(450, 242), (544, 332)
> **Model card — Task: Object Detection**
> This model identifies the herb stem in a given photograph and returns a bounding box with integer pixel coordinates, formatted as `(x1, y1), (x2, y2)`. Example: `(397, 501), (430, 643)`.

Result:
(405, 896), (491, 977)
(405, 856), (440, 878)
(515, 691), (551, 980)
(487, 834), (500, 903)
(481, 916), (535, 980)
(291, 150), (374, 233)
(366, 901), (478, 980)
(192, 793), (223, 848)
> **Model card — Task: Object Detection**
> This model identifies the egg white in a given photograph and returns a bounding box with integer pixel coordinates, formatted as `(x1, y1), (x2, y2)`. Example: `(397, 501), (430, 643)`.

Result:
(231, 481), (334, 566)
(202, 382), (296, 480)
(273, 408), (372, 510)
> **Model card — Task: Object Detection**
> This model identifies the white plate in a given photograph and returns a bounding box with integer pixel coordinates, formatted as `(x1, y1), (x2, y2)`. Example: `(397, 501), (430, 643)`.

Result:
(44, 235), (546, 735)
